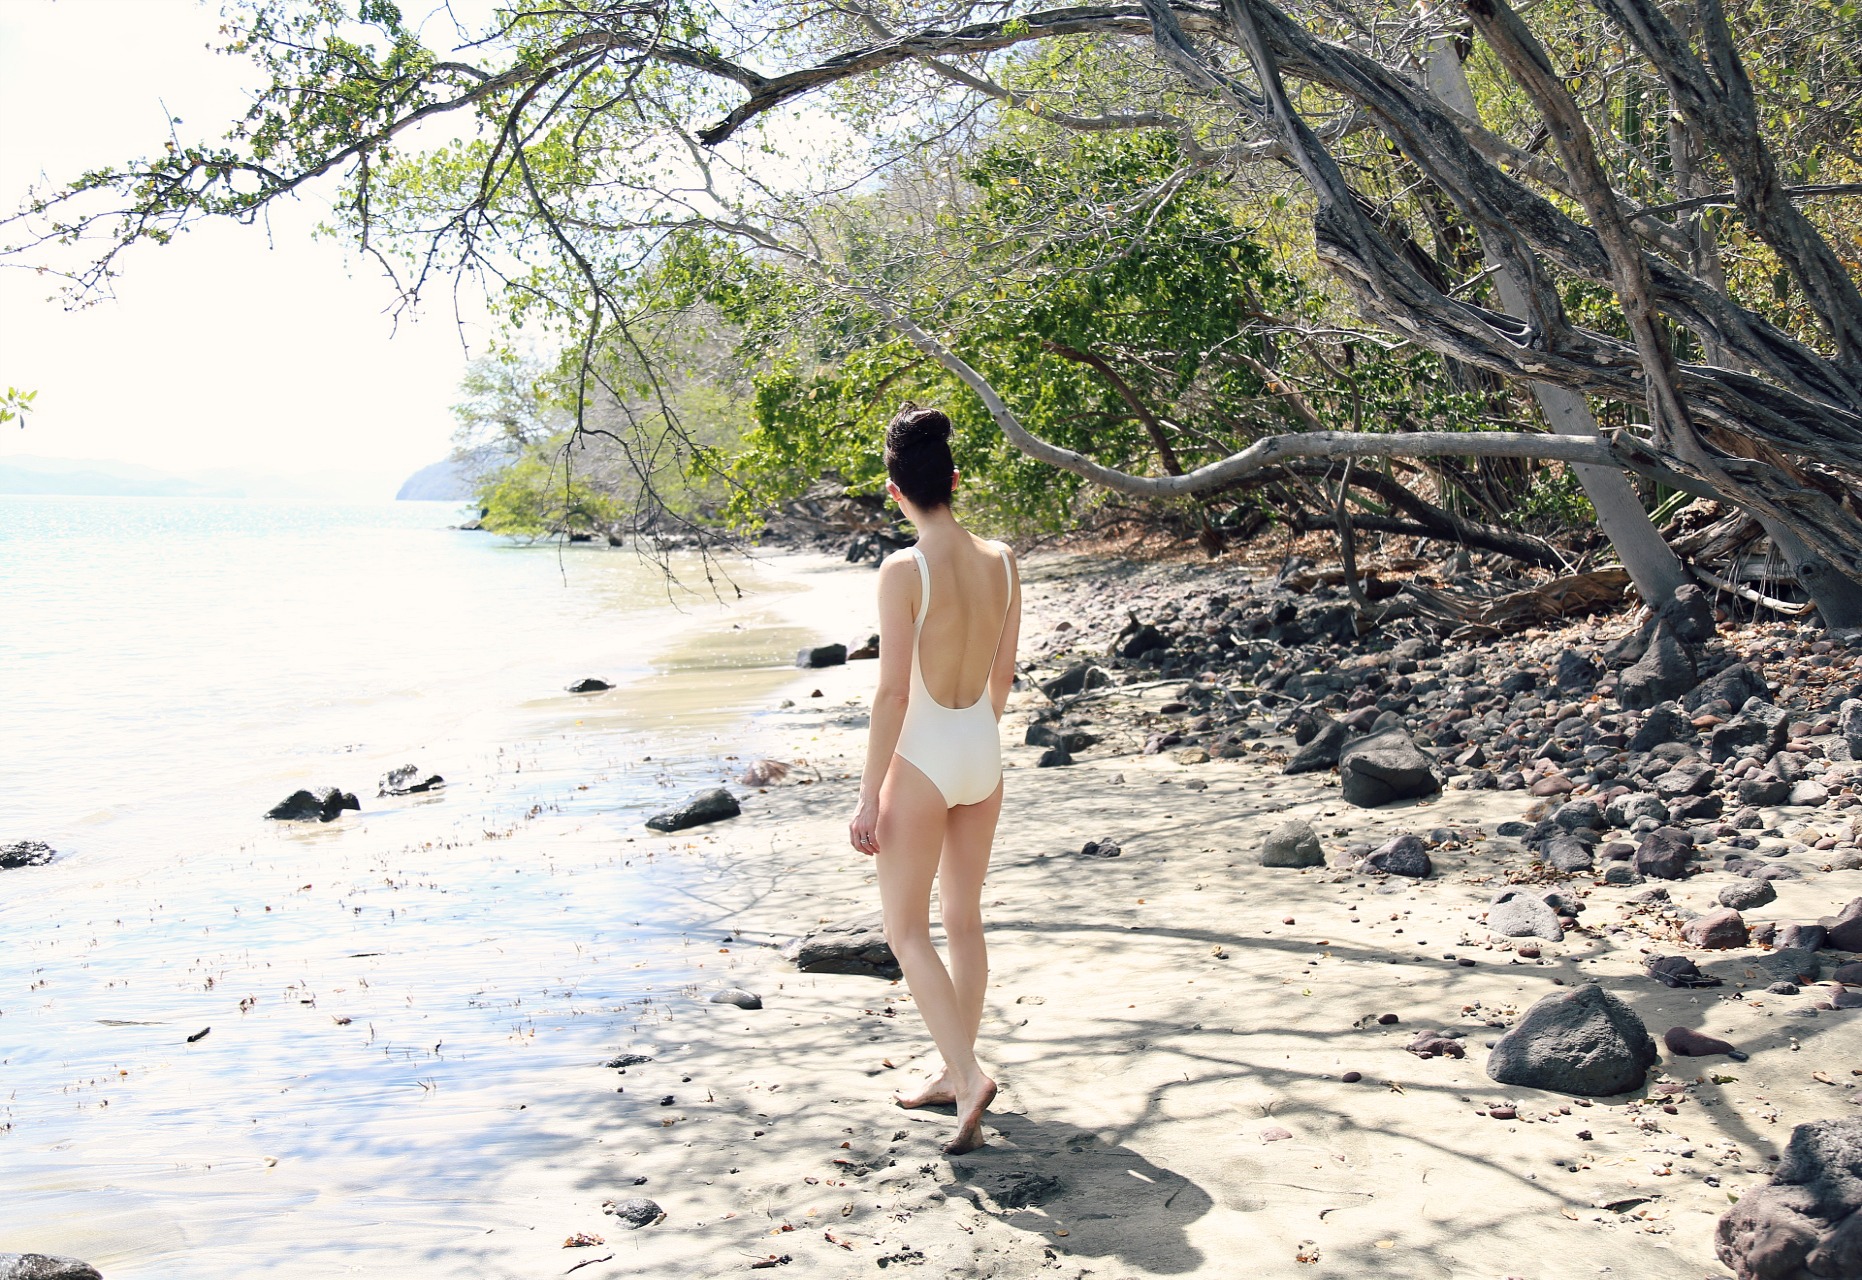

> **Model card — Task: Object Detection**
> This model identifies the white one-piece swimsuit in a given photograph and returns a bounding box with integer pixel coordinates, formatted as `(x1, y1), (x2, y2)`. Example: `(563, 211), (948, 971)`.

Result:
(893, 544), (1014, 808)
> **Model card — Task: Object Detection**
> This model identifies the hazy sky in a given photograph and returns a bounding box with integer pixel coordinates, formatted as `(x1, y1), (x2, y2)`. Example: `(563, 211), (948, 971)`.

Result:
(0, 0), (490, 497)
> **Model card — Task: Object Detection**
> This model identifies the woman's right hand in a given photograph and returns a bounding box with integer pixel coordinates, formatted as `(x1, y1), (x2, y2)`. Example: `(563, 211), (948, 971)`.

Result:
(848, 794), (880, 856)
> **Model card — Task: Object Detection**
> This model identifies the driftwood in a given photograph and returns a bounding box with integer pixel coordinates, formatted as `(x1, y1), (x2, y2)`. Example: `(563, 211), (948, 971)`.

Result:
(1402, 567), (1632, 636)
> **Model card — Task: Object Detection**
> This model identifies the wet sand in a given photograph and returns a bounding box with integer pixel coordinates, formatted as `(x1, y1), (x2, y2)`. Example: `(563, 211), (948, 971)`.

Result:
(6, 550), (1857, 1278)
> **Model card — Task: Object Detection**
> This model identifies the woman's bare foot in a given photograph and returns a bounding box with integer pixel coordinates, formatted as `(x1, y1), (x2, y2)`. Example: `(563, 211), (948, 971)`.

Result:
(941, 1075), (997, 1155)
(893, 1070), (956, 1109)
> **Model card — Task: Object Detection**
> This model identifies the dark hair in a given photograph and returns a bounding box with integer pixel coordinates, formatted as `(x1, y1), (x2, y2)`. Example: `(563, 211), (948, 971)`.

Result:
(884, 404), (955, 510)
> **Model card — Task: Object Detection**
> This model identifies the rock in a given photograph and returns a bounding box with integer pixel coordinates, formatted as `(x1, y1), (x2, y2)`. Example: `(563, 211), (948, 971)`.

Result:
(1284, 718), (1350, 775)
(1408, 1030), (1466, 1059)
(1687, 662), (1768, 713)
(1828, 897), (1862, 951)
(1173, 746), (1210, 765)
(566, 677), (612, 693)
(1487, 889), (1565, 941)
(1628, 702), (1695, 753)
(1775, 923), (1827, 952)
(378, 764), (444, 796)
(1554, 649), (1600, 691)
(796, 643), (847, 669)
(1551, 799), (1604, 832)
(1119, 624), (1168, 660)
(1606, 792), (1670, 828)
(1646, 955), (1722, 988)
(1338, 729), (1440, 807)
(1486, 983), (1659, 1097)
(1710, 698), (1792, 764)
(1261, 820), (1324, 869)
(603, 1197), (664, 1229)
(708, 988), (762, 1010)
(1654, 761), (1716, 797)
(1079, 838), (1123, 858)
(1635, 826), (1694, 880)
(1768, 981), (1801, 995)
(1359, 833), (1433, 879)
(1041, 662), (1112, 699)
(1739, 773), (1792, 806)
(1658, 583), (1718, 647)
(1602, 862), (1640, 885)
(967, 1169), (1065, 1211)
(1719, 878), (1778, 911)
(1618, 622), (1697, 711)
(1833, 961), (1862, 985)
(849, 633), (880, 660)
(0, 841), (56, 870)
(0, 1257), (102, 1280)
(1542, 834), (1596, 874)
(782, 913), (900, 980)
(1757, 949), (1823, 985)
(645, 787), (740, 833)
(605, 1053), (652, 1068)
(1529, 774), (1575, 797)
(1026, 722), (1099, 754)
(265, 788), (359, 822)
(1669, 794), (1725, 823)
(1788, 780), (1830, 807)
(1037, 745), (1074, 768)
(1715, 1118), (1862, 1280)
(1663, 1026), (1747, 1059)
(1681, 908), (1749, 949)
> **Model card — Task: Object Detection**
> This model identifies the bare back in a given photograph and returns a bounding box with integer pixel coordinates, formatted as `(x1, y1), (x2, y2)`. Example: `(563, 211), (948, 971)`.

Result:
(909, 534), (1014, 709)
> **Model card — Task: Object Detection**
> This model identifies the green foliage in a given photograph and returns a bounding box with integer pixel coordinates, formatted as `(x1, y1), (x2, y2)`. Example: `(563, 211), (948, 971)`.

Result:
(0, 386), (35, 426)
(474, 446), (621, 539)
(1510, 467), (1598, 530)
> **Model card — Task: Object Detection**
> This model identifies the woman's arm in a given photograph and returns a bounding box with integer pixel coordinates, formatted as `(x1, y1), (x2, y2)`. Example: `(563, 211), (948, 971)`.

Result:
(848, 552), (917, 854)
(988, 546), (1021, 718)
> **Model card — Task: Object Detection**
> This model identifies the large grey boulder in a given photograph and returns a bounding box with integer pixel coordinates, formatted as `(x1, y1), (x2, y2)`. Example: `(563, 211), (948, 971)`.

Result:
(1618, 622), (1697, 710)
(781, 912), (900, 979)
(0, 841), (57, 870)
(1040, 662), (1111, 699)
(1659, 583), (1718, 648)
(1260, 819), (1324, 868)
(1605, 792), (1669, 828)
(796, 642), (847, 668)
(1487, 889), (1565, 941)
(1635, 826), (1694, 880)
(645, 787), (740, 833)
(1841, 699), (1862, 762)
(1720, 878), (1778, 911)
(0, 1257), (102, 1280)
(1359, 832), (1433, 879)
(1824, 897), (1862, 952)
(1715, 1118), (1862, 1280)
(1284, 717), (1350, 775)
(1627, 702), (1695, 753)
(1687, 662), (1769, 713)
(1486, 983), (1658, 1096)
(1338, 729), (1440, 807)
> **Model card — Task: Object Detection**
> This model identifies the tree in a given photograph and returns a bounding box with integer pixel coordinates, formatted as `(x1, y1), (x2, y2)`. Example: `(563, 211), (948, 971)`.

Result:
(8, 0), (1860, 616)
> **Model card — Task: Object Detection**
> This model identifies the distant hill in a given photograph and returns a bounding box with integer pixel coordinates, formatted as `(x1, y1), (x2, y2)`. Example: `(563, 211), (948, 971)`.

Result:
(396, 452), (490, 501)
(0, 456), (242, 497)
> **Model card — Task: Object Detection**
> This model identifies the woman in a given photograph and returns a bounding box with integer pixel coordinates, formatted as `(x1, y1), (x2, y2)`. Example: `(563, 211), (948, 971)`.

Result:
(847, 405), (1021, 1156)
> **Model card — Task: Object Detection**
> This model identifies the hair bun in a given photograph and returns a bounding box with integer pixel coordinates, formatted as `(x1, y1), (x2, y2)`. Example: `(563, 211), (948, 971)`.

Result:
(886, 404), (951, 452)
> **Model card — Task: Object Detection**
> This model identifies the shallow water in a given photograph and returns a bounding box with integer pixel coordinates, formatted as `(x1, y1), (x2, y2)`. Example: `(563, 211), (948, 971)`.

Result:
(0, 497), (859, 1275)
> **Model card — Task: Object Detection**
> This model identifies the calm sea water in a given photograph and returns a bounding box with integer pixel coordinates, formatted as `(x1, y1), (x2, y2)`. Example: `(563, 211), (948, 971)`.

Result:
(0, 496), (846, 1276)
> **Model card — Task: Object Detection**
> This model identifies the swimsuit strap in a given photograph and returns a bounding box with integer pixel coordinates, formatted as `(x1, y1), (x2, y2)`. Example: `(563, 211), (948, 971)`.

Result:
(908, 546), (931, 635)
(983, 544), (1015, 673)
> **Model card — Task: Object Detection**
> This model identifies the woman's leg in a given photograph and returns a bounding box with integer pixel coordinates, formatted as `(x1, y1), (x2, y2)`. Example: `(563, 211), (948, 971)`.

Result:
(894, 781), (1001, 1111)
(875, 759), (994, 1153)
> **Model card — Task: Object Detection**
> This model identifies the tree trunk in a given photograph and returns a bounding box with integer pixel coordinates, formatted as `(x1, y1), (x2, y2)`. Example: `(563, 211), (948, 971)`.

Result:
(1423, 21), (1691, 609)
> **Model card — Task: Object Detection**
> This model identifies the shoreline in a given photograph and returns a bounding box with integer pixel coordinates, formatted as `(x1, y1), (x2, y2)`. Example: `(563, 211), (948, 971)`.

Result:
(6, 546), (1860, 1278)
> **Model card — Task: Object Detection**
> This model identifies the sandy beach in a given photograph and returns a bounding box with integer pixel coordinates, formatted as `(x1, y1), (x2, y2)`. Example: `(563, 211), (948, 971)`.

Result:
(7, 548), (1859, 1279)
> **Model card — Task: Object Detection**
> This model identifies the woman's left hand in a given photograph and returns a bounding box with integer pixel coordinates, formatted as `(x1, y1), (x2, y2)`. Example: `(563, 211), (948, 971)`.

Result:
(848, 795), (880, 856)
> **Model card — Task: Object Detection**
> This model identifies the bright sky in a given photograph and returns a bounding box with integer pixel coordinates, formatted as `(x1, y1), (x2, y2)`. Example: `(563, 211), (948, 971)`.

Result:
(0, 0), (488, 498)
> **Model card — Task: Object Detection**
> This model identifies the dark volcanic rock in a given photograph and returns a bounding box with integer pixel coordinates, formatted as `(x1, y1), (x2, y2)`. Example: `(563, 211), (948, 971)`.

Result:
(796, 642), (847, 669)
(1618, 623), (1698, 711)
(1261, 819), (1324, 869)
(1119, 624), (1168, 660)
(1541, 834), (1596, 874)
(1831, 960), (1862, 985)
(1687, 663), (1768, 713)
(1776, 923), (1827, 952)
(1079, 837), (1123, 858)
(1842, 699), (1862, 763)
(1636, 827), (1695, 880)
(0, 841), (56, 870)
(1710, 698), (1792, 764)
(1338, 729), (1440, 807)
(1487, 889), (1564, 941)
(1659, 583), (1718, 648)
(1026, 722), (1099, 754)
(1664, 1026), (1746, 1059)
(1554, 649), (1599, 692)
(1551, 799), (1604, 832)
(1486, 983), (1658, 1097)
(1715, 1118), (1862, 1280)
(1757, 948), (1824, 984)
(1628, 702), (1695, 753)
(1681, 908), (1749, 949)
(782, 912), (900, 980)
(1360, 833), (1433, 879)
(1284, 718), (1350, 775)
(1041, 662), (1112, 699)
(1720, 878), (1778, 911)
(266, 788), (359, 823)
(1668, 794), (1725, 824)
(0, 1257), (103, 1280)
(1738, 773), (1792, 806)
(1827, 897), (1862, 952)
(1408, 1030), (1466, 1059)
(708, 988), (762, 1010)
(566, 677), (612, 693)
(1037, 745), (1074, 767)
(603, 1197), (664, 1229)
(378, 764), (444, 796)
(1646, 955), (1722, 989)
(645, 787), (740, 832)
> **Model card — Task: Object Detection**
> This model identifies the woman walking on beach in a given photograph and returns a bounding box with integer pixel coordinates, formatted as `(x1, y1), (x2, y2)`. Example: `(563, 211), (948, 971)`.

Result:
(847, 405), (1021, 1155)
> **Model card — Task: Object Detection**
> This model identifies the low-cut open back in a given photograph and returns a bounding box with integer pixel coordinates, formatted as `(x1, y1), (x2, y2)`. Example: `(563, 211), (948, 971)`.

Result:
(892, 544), (1013, 806)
